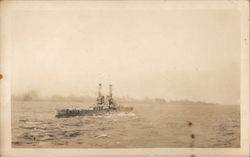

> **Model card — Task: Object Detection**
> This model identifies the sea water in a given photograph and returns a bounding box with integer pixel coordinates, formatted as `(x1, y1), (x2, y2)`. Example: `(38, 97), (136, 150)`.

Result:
(11, 101), (240, 148)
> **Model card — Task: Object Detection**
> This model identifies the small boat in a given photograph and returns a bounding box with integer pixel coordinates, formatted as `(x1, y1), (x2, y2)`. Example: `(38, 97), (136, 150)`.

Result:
(55, 84), (133, 118)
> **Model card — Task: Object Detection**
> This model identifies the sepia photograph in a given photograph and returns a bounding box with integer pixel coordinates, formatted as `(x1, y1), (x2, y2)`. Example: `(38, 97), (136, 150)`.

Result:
(0, 1), (249, 157)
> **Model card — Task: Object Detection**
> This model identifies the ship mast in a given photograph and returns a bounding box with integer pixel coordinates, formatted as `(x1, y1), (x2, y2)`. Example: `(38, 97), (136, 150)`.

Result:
(97, 83), (104, 105)
(108, 84), (115, 108)
(109, 84), (112, 99)
(98, 83), (102, 97)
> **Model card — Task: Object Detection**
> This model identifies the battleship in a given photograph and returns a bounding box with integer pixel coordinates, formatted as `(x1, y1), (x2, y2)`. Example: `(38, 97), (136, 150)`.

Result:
(55, 84), (133, 118)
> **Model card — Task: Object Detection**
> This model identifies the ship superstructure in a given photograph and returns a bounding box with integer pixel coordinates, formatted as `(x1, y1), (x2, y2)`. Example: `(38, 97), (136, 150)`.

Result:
(55, 84), (133, 118)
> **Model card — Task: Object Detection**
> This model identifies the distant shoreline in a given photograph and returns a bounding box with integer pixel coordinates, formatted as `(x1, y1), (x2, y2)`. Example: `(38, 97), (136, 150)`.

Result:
(11, 99), (238, 106)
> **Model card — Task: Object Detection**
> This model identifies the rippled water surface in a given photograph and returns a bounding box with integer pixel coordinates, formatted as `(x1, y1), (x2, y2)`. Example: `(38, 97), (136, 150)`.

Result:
(12, 101), (240, 148)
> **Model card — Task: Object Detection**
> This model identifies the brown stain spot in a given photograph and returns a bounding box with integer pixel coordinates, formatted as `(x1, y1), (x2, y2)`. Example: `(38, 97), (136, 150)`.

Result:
(191, 134), (195, 139)
(190, 154), (196, 157)
(0, 74), (2, 80)
(188, 121), (193, 126)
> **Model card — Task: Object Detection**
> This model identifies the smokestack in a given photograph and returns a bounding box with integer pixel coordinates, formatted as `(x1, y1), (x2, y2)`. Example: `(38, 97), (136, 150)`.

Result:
(98, 83), (102, 97)
(109, 84), (112, 98)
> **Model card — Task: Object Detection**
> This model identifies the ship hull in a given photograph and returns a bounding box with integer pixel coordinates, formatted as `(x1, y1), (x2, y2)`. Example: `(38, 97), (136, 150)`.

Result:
(55, 106), (133, 118)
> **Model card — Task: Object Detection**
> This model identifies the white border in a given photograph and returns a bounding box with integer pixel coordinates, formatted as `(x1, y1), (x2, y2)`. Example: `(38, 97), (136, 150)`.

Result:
(0, 1), (249, 157)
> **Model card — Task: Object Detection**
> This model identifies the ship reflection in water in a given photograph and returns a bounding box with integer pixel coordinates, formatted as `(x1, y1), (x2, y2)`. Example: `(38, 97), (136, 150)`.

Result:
(56, 84), (133, 118)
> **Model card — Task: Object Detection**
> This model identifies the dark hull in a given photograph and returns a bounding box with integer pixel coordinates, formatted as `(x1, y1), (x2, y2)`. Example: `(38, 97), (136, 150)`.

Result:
(55, 106), (133, 118)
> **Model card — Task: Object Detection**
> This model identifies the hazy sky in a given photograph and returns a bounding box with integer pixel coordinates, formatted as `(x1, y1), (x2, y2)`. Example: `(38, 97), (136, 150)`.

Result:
(11, 8), (240, 104)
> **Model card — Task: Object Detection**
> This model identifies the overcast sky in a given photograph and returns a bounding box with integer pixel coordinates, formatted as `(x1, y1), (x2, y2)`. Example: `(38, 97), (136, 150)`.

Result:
(10, 8), (240, 104)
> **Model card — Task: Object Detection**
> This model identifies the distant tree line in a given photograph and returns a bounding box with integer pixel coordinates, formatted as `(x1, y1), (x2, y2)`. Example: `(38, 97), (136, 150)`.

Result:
(11, 90), (168, 104)
(11, 90), (219, 105)
(11, 90), (95, 102)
